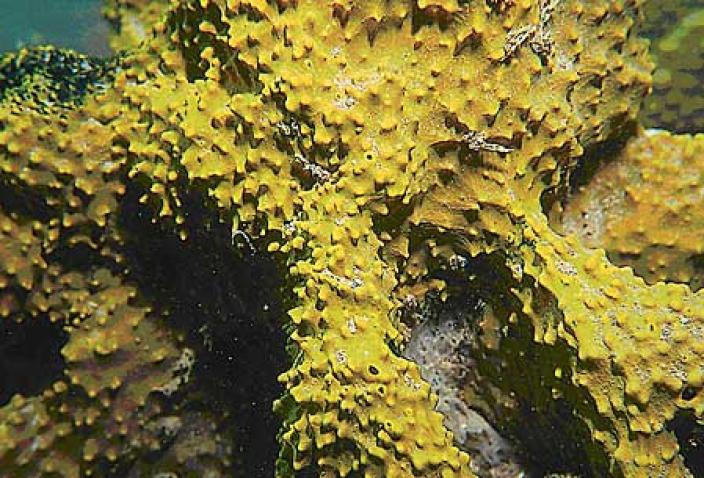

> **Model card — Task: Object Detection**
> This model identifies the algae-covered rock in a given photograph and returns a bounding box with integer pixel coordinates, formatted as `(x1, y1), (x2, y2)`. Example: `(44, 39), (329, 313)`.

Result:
(0, 1), (702, 477)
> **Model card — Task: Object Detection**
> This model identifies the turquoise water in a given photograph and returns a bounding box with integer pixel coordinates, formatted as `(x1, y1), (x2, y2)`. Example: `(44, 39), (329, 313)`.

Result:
(0, 0), (111, 56)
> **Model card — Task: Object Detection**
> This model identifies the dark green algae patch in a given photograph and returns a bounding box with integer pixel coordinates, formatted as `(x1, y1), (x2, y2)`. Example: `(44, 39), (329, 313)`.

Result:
(0, 46), (119, 112)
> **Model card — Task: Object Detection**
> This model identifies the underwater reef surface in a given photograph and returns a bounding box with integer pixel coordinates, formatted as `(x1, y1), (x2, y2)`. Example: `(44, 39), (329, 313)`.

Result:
(0, 1), (703, 477)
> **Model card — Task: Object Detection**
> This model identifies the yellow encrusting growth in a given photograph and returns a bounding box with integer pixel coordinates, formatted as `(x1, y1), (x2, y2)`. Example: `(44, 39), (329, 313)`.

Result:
(2, 0), (704, 477)
(102, 0), (171, 51)
(560, 130), (704, 289)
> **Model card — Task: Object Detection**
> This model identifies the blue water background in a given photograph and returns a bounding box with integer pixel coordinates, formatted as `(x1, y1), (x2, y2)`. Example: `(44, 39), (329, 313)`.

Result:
(0, 0), (111, 56)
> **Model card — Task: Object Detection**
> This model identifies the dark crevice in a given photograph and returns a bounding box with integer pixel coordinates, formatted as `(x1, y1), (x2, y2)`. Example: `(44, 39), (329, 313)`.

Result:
(0, 174), (58, 223)
(0, 317), (69, 406)
(371, 197), (415, 239)
(542, 120), (637, 221)
(119, 183), (290, 478)
(419, 252), (616, 478)
(566, 120), (638, 196)
(47, 242), (116, 273)
(687, 254), (704, 292)
(667, 410), (704, 477)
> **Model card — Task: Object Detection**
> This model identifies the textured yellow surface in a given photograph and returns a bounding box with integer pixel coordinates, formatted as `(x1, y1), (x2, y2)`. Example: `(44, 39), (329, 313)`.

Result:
(2, 0), (703, 477)
(102, 0), (171, 51)
(560, 130), (704, 289)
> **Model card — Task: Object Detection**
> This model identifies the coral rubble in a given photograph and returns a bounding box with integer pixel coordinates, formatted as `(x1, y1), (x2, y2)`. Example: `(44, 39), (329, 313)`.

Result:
(0, 1), (702, 477)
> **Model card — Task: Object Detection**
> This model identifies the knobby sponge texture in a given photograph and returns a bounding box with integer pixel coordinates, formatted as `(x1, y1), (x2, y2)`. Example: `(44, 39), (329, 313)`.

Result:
(1, 0), (703, 477)
(103, 0), (171, 51)
(560, 130), (704, 289)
